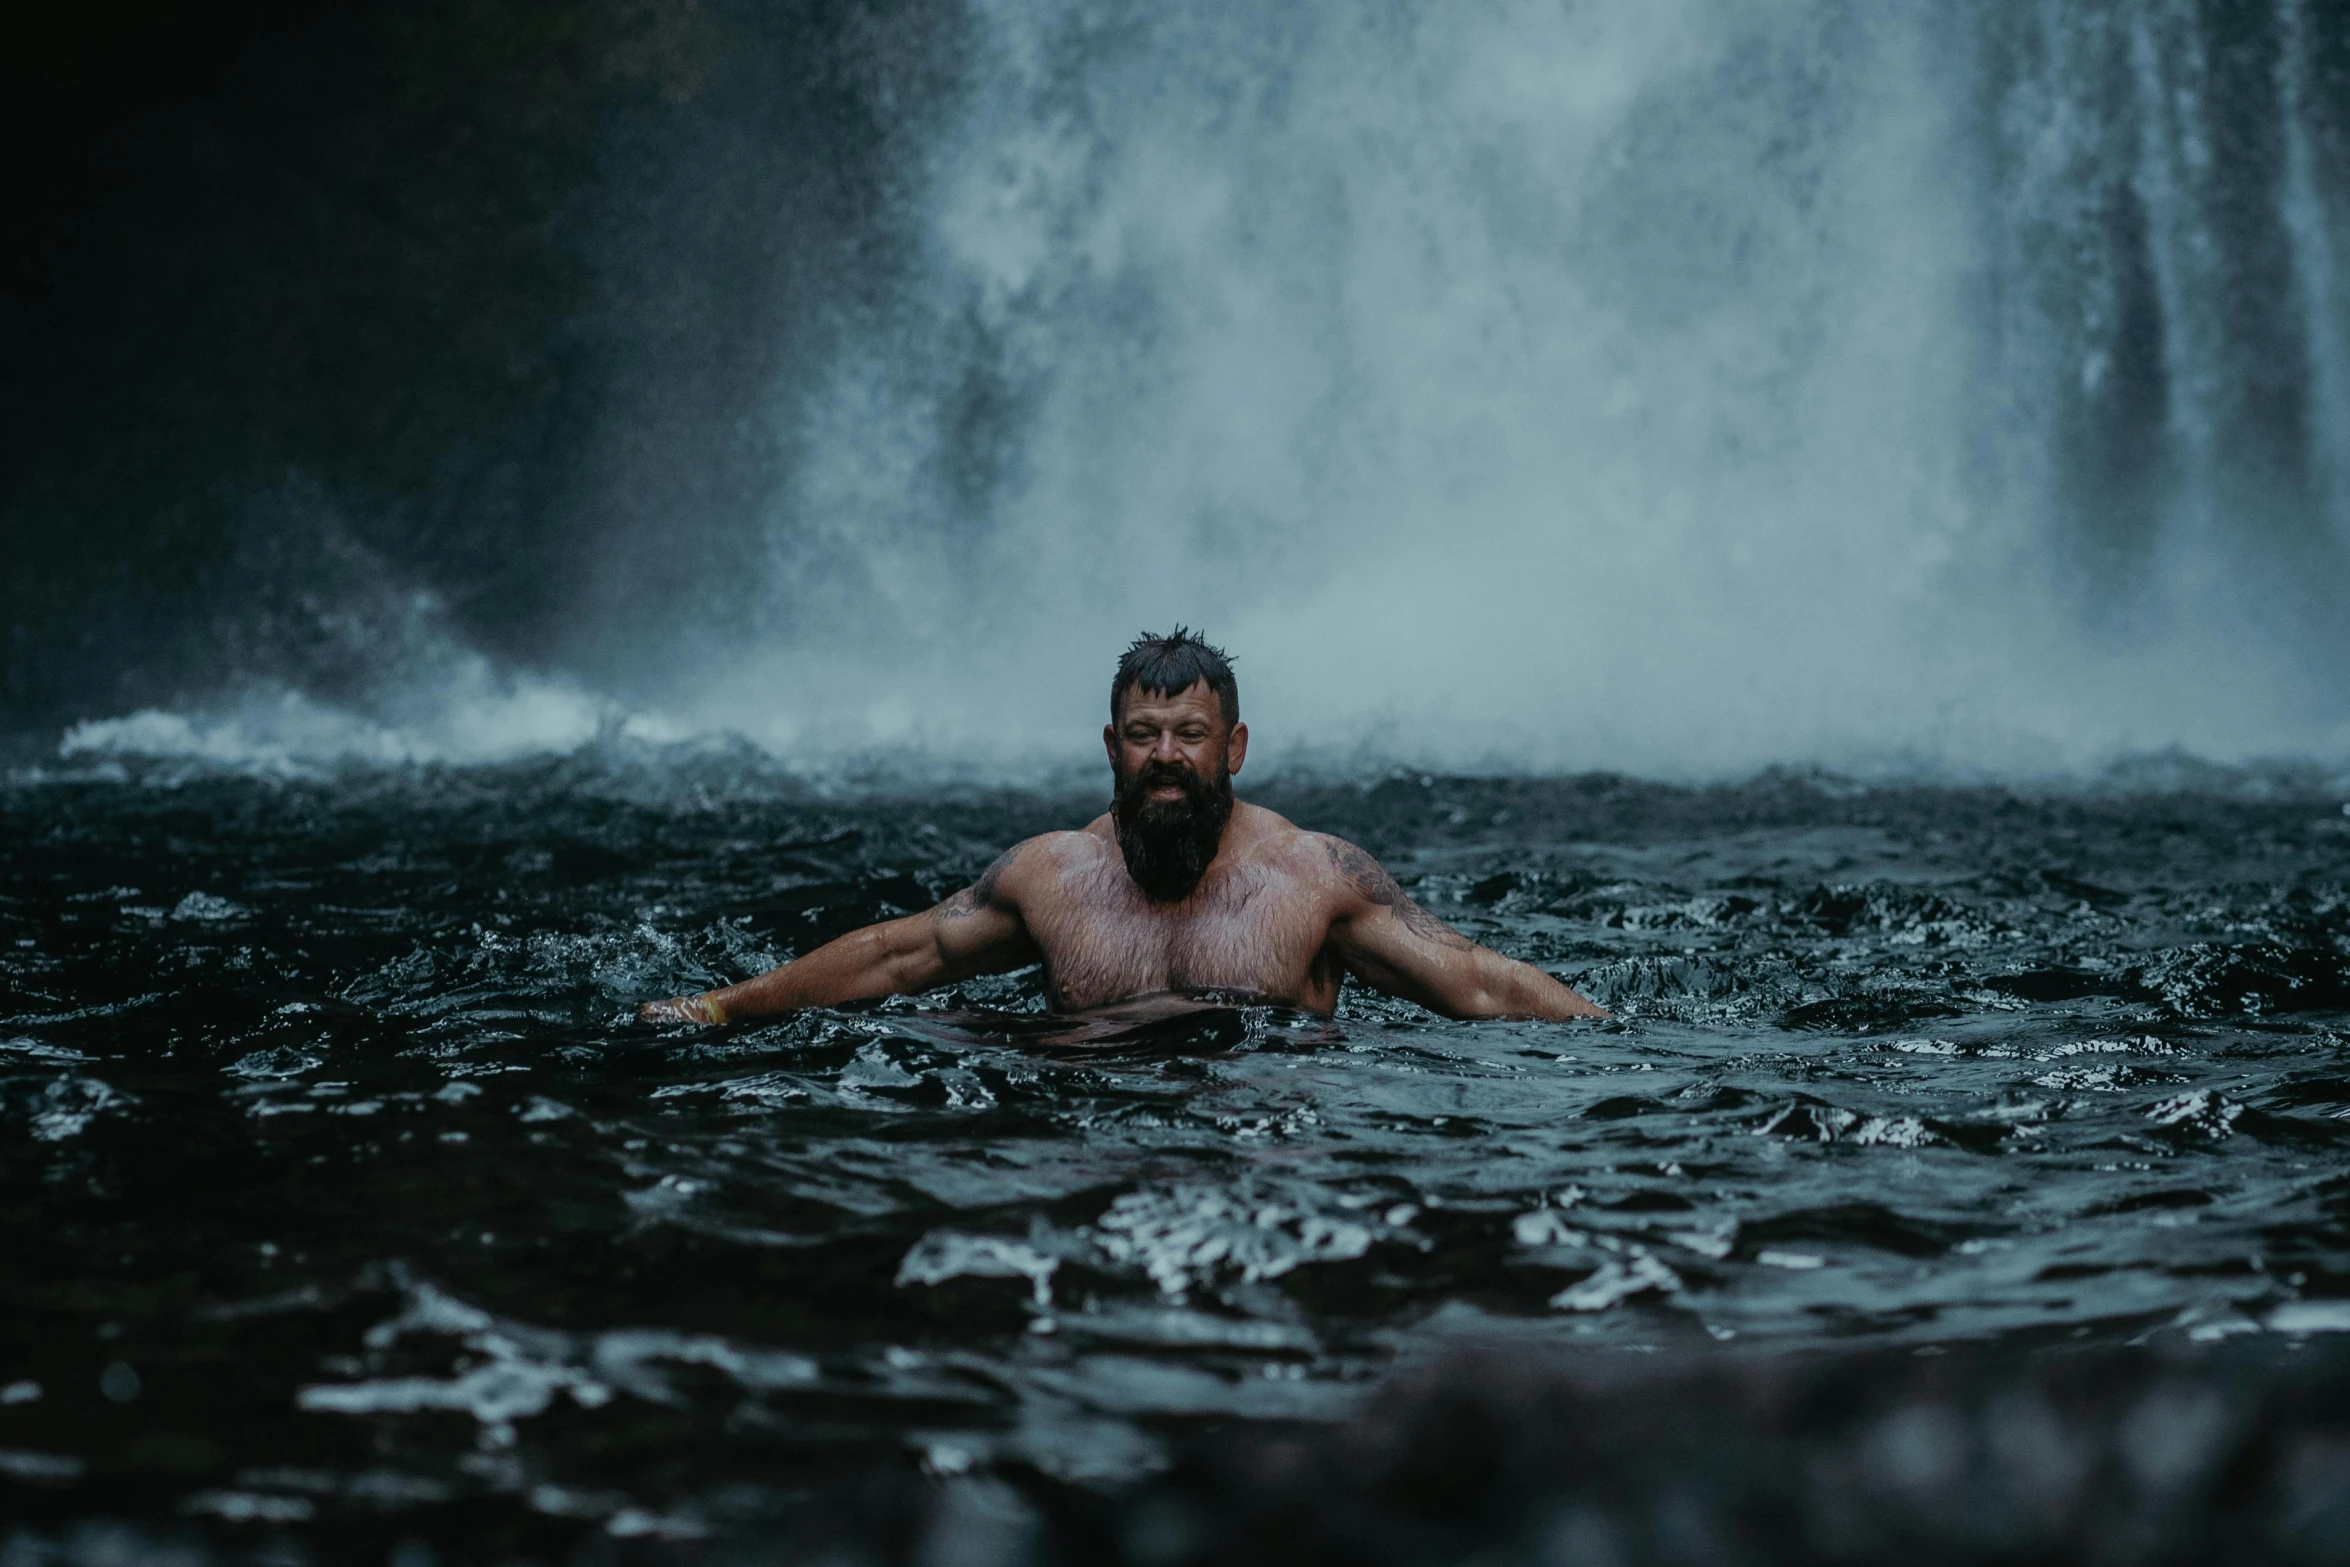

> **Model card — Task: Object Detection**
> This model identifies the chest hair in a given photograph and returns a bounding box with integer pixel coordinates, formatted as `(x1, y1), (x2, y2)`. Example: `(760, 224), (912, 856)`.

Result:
(1036, 854), (1319, 1004)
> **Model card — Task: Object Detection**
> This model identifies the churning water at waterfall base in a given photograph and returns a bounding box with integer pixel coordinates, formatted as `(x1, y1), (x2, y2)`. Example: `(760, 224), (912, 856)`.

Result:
(6, 753), (2350, 1560)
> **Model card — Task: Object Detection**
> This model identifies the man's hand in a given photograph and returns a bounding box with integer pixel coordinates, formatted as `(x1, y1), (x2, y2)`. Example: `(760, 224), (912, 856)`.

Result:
(637, 994), (726, 1026)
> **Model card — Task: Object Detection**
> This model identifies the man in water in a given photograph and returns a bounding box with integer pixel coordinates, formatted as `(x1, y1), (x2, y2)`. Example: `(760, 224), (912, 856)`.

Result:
(640, 631), (1605, 1026)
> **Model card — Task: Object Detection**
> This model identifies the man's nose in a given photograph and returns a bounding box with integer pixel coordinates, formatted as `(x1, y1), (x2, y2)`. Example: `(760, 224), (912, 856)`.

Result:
(1151, 733), (1182, 760)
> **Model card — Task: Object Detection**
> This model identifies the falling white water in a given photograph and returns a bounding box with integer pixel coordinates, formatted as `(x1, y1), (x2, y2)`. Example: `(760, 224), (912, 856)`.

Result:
(2279, 0), (2350, 545)
(57, 0), (2350, 781)
(689, 0), (2350, 777)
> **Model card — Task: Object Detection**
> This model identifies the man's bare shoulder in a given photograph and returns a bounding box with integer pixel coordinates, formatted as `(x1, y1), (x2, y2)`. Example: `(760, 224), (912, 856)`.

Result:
(1224, 811), (1389, 899)
(1301, 831), (1475, 947)
(1228, 799), (1299, 841)
(942, 830), (1101, 915)
(1003, 829), (1115, 882)
(1289, 828), (1408, 909)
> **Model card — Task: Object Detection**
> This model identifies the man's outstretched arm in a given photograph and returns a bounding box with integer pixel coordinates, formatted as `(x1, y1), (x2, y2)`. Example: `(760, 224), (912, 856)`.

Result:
(1319, 838), (1607, 1021)
(638, 845), (1039, 1025)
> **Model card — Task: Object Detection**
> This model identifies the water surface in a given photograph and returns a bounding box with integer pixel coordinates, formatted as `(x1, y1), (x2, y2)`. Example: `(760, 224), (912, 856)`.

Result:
(5, 753), (2350, 1555)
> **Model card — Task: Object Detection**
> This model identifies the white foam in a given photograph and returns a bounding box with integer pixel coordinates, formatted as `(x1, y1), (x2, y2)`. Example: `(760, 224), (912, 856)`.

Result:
(0, 1039), (88, 1064)
(1757, 1250), (1828, 1271)
(1852, 1116), (1943, 1148)
(28, 1077), (129, 1141)
(1091, 1186), (1378, 1298)
(299, 1280), (820, 1436)
(589, 1329), (817, 1402)
(58, 662), (608, 776)
(1512, 1210), (1584, 1249)
(1551, 1253), (1684, 1312)
(897, 1232), (1062, 1307)
(296, 1360), (597, 1424)
(2145, 1090), (2244, 1138)
(171, 892), (248, 923)
(2268, 1301), (2350, 1335)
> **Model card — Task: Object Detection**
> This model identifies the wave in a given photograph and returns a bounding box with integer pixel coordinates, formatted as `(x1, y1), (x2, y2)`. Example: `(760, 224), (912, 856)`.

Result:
(53, 664), (613, 777)
(29, 679), (2350, 804)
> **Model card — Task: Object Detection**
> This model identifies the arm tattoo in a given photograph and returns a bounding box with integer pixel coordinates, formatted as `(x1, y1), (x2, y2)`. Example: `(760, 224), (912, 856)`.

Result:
(1326, 838), (1401, 905)
(939, 844), (1019, 920)
(1325, 838), (1474, 950)
(1400, 898), (1475, 949)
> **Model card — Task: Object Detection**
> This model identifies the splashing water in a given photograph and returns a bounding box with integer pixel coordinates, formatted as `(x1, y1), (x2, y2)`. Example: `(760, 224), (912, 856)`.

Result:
(4, 753), (2350, 1556)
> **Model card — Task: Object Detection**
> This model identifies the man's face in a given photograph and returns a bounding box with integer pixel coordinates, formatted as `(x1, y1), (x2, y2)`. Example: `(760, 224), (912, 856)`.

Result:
(1105, 679), (1247, 796)
(1105, 680), (1249, 901)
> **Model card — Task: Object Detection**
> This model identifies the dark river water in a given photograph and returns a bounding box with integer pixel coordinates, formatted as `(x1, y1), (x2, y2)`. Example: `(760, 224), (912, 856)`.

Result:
(6, 749), (2350, 1562)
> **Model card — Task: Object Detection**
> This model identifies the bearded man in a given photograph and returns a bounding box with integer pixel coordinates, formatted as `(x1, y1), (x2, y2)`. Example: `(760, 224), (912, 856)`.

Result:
(639, 631), (1604, 1026)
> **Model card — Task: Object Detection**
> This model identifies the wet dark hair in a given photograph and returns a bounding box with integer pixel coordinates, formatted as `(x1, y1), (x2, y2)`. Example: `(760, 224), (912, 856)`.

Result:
(1111, 628), (1239, 727)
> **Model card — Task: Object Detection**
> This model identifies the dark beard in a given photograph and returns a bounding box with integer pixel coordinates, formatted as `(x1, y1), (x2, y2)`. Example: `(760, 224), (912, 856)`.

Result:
(1113, 758), (1235, 903)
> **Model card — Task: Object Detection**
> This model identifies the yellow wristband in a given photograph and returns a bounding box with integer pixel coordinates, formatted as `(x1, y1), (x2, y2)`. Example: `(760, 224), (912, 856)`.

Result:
(697, 992), (729, 1026)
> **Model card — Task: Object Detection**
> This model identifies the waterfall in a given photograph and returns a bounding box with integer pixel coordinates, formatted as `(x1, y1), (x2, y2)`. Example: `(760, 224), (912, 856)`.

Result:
(2280, 0), (2350, 547)
(27, 0), (2350, 776)
(708, 0), (2350, 772)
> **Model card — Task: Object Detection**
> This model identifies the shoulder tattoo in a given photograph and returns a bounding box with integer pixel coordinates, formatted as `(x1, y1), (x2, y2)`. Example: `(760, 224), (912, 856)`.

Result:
(939, 844), (1019, 920)
(1323, 838), (1473, 949)
(1325, 837), (1401, 905)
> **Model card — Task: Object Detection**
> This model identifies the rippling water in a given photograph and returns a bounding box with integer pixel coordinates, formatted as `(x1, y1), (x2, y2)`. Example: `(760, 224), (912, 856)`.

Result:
(6, 751), (2350, 1558)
